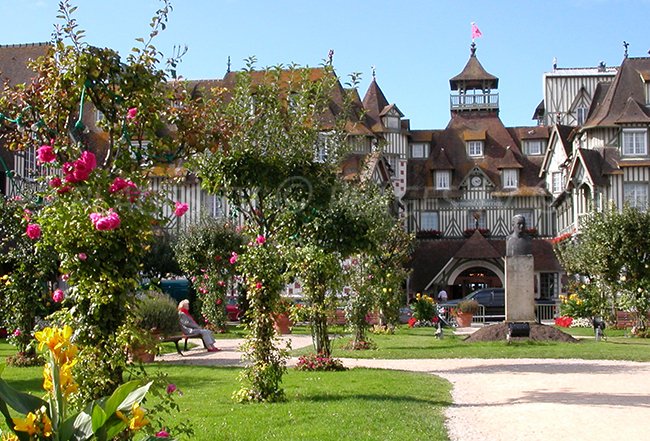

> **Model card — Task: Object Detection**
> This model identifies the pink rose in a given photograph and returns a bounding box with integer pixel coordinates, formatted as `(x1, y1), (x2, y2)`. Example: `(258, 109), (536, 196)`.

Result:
(63, 151), (96, 183)
(256, 234), (266, 245)
(174, 201), (189, 217)
(155, 430), (170, 438)
(229, 252), (238, 265)
(78, 252), (87, 261)
(52, 289), (65, 303)
(12, 329), (21, 337)
(26, 223), (41, 240)
(109, 177), (139, 201)
(90, 209), (121, 231)
(127, 107), (138, 120)
(37, 144), (56, 163)
(166, 384), (177, 394)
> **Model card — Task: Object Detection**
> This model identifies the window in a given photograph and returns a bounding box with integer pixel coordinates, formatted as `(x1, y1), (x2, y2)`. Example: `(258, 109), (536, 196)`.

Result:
(622, 128), (648, 156)
(576, 107), (588, 126)
(410, 143), (428, 158)
(467, 210), (487, 229)
(551, 172), (564, 194)
(524, 140), (545, 155)
(386, 155), (399, 174)
(467, 141), (483, 157)
(435, 170), (451, 190)
(502, 169), (519, 188)
(315, 133), (330, 162)
(210, 195), (224, 218)
(539, 273), (558, 299)
(383, 116), (400, 130)
(624, 183), (648, 209)
(420, 211), (439, 231)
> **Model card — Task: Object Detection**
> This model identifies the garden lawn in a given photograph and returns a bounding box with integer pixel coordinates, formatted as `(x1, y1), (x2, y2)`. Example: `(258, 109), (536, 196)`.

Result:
(308, 326), (650, 362)
(0, 341), (451, 441)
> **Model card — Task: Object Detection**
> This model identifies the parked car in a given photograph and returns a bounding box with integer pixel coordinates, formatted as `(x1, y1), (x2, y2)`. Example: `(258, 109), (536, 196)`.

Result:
(225, 296), (240, 321)
(445, 288), (556, 320)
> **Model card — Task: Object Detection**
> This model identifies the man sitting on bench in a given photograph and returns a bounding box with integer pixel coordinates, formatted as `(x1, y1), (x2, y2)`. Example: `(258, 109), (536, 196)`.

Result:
(177, 299), (221, 352)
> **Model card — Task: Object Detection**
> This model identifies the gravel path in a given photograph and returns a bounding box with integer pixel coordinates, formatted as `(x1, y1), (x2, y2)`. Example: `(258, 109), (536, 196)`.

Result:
(157, 336), (650, 441)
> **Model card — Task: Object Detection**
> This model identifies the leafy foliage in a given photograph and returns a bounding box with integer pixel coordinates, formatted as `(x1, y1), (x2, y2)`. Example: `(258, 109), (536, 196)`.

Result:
(191, 61), (350, 401)
(554, 205), (650, 332)
(0, 198), (59, 357)
(135, 291), (181, 336)
(0, 1), (214, 400)
(173, 218), (244, 329)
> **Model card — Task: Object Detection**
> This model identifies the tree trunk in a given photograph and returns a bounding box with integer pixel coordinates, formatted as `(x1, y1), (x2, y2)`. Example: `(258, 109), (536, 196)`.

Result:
(311, 311), (331, 357)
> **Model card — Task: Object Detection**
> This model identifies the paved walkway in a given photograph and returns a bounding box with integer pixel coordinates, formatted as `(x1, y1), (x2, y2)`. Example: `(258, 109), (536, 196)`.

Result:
(156, 335), (650, 441)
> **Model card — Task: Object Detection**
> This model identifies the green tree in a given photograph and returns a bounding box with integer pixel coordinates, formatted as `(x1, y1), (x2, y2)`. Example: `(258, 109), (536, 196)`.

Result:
(192, 61), (348, 401)
(174, 217), (244, 330)
(341, 183), (413, 347)
(554, 204), (650, 333)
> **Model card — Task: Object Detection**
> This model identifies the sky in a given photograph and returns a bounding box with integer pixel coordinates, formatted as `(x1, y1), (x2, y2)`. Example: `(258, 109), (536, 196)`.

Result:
(2, 0), (650, 129)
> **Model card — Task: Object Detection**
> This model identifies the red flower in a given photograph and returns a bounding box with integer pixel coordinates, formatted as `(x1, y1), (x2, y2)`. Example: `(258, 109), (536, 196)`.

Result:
(26, 223), (41, 240)
(408, 317), (417, 328)
(37, 144), (56, 163)
(174, 201), (189, 217)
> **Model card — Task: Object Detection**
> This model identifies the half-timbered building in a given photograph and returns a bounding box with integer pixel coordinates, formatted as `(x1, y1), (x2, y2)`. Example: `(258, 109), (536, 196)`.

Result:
(540, 55), (650, 237)
(395, 43), (561, 300)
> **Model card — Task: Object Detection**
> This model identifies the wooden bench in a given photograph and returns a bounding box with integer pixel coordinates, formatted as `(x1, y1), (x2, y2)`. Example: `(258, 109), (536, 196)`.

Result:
(160, 333), (204, 356)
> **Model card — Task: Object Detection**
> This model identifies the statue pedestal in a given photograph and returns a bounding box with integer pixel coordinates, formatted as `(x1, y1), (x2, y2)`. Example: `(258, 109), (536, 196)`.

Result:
(505, 255), (535, 322)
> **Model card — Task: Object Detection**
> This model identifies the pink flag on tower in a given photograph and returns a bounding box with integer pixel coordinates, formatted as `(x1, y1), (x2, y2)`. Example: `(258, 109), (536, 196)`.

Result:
(471, 22), (482, 40)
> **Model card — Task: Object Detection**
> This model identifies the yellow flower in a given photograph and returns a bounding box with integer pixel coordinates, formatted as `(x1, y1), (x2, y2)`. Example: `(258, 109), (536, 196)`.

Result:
(128, 403), (149, 431)
(12, 407), (52, 437)
(13, 412), (38, 436)
(34, 325), (77, 363)
(1, 432), (19, 440)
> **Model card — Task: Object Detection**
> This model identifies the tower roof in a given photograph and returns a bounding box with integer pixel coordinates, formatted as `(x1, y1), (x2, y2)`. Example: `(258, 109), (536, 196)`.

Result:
(449, 43), (498, 90)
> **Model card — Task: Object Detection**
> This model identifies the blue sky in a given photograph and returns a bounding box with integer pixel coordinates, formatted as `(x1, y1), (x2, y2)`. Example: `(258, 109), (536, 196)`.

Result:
(2, 0), (650, 129)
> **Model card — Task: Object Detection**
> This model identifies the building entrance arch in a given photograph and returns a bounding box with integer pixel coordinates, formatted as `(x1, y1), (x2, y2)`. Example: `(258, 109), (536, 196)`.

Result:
(447, 261), (504, 298)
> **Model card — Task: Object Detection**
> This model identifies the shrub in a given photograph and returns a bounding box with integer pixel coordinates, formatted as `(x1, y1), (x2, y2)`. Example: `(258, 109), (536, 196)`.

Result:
(410, 293), (435, 321)
(295, 353), (348, 371)
(135, 291), (181, 336)
(458, 299), (480, 314)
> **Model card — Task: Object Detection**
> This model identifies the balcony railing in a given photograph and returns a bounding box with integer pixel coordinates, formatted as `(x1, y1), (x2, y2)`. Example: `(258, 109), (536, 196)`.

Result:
(450, 93), (499, 111)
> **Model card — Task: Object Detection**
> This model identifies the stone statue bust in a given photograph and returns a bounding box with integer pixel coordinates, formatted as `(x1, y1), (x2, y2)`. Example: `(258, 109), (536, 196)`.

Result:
(506, 214), (532, 256)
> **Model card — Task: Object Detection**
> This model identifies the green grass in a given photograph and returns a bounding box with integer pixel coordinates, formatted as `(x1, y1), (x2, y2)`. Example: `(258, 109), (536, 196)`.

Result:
(296, 325), (650, 362)
(151, 366), (450, 441)
(0, 345), (451, 440)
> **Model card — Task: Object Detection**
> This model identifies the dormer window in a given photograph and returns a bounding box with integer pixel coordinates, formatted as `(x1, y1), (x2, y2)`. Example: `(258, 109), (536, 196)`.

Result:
(576, 107), (588, 125)
(502, 169), (519, 188)
(467, 140), (483, 157)
(622, 128), (648, 156)
(524, 139), (546, 155)
(383, 115), (400, 130)
(435, 170), (451, 190)
(410, 143), (429, 158)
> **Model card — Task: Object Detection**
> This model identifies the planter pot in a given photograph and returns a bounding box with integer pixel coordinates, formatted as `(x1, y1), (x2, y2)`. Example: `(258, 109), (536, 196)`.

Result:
(130, 346), (156, 363)
(456, 312), (474, 328)
(274, 313), (292, 335)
